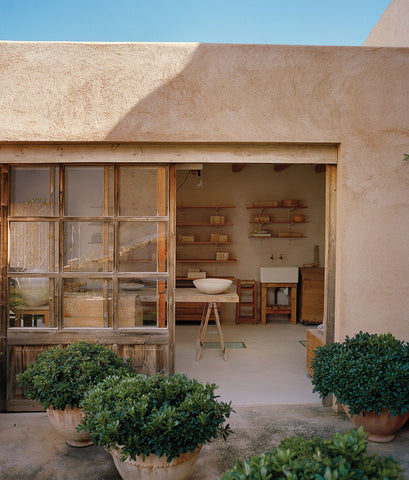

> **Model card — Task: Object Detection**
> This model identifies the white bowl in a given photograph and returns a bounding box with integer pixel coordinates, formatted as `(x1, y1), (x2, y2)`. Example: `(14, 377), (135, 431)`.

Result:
(193, 278), (232, 294)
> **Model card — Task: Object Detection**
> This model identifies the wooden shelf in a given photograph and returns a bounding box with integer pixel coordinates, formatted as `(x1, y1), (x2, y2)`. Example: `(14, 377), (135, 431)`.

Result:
(177, 223), (234, 226)
(177, 258), (237, 263)
(266, 306), (292, 314)
(250, 221), (308, 224)
(247, 205), (307, 209)
(249, 235), (306, 239)
(177, 205), (235, 208)
(177, 205), (237, 275)
(177, 241), (233, 244)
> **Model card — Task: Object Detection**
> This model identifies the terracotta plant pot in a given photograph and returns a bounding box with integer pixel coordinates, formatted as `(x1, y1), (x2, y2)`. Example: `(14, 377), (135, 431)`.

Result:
(46, 406), (93, 447)
(343, 405), (409, 442)
(110, 446), (202, 480)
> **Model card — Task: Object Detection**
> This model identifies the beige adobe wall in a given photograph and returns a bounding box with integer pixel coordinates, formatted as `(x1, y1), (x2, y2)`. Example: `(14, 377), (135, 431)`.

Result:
(0, 42), (408, 341)
(364, 0), (409, 47)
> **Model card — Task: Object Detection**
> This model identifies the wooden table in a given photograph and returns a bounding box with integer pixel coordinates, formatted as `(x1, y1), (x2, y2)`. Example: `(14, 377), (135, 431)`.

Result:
(175, 288), (239, 361)
(260, 282), (298, 325)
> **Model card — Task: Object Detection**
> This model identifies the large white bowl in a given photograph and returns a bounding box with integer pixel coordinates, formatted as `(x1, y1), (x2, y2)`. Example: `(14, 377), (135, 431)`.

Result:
(193, 278), (232, 294)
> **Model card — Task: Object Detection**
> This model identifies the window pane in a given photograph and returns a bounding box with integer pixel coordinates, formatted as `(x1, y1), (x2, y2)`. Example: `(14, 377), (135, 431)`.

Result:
(119, 166), (168, 216)
(63, 278), (112, 328)
(118, 221), (167, 273)
(10, 167), (58, 216)
(9, 222), (58, 273)
(63, 222), (113, 272)
(65, 166), (113, 217)
(118, 278), (167, 328)
(9, 277), (55, 328)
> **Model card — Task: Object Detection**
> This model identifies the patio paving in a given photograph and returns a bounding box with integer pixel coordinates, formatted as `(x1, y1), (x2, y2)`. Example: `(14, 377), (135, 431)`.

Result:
(0, 405), (408, 479)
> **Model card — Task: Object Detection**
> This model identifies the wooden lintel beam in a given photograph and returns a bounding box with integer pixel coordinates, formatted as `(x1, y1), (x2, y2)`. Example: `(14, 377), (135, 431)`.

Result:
(232, 164), (246, 172)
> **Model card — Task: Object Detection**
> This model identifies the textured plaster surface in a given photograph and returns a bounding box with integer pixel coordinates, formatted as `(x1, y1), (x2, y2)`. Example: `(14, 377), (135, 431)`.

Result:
(364, 0), (409, 47)
(0, 42), (408, 341)
(1, 408), (408, 479)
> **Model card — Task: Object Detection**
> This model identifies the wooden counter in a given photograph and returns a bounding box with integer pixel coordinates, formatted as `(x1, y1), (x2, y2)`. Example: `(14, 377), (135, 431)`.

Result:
(175, 288), (238, 303)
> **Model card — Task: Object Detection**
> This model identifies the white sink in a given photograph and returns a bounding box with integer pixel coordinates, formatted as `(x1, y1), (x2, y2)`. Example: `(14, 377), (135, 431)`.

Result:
(260, 266), (299, 283)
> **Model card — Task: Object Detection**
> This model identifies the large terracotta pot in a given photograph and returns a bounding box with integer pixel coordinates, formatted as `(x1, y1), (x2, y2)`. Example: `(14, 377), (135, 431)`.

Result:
(343, 405), (409, 443)
(46, 406), (93, 447)
(110, 446), (201, 480)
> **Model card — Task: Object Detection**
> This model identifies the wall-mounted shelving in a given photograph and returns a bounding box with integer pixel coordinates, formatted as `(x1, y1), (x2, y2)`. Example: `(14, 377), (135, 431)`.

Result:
(176, 205), (237, 277)
(247, 202), (308, 239)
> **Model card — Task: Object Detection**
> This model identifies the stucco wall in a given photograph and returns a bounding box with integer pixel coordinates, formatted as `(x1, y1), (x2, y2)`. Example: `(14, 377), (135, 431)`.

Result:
(0, 42), (408, 341)
(364, 0), (409, 47)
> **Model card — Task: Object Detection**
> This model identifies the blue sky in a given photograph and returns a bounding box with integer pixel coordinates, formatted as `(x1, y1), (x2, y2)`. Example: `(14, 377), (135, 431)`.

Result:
(1, 0), (391, 45)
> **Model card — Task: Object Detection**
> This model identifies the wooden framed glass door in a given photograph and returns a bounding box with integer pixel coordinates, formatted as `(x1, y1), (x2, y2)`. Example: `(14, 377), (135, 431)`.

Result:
(2, 163), (176, 411)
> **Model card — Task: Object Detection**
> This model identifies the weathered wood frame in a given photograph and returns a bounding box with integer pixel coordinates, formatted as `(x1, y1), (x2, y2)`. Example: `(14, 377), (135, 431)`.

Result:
(0, 143), (337, 411)
(1, 163), (175, 411)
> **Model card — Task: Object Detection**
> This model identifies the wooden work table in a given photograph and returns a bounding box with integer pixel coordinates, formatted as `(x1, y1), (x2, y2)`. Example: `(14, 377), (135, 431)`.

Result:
(175, 288), (239, 304)
(175, 288), (239, 360)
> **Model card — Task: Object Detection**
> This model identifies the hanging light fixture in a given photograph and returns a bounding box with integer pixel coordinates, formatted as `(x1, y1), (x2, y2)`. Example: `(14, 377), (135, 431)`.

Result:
(196, 170), (203, 187)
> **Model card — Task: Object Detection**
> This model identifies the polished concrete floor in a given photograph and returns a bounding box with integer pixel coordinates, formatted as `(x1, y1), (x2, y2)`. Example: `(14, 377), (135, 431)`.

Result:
(175, 319), (321, 406)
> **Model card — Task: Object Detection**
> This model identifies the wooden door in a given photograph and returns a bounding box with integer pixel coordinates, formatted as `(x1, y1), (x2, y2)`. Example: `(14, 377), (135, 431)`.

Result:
(1, 164), (176, 411)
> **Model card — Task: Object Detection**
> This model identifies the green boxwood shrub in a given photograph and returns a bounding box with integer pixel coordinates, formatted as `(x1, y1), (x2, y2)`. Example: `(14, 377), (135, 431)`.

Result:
(17, 341), (134, 410)
(80, 372), (233, 462)
(311, 331), (409, 417)
(221, 427), (404, 479)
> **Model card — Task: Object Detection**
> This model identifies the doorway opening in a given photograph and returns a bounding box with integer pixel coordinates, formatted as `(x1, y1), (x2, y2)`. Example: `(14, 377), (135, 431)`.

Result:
(174, 163), (334, 406)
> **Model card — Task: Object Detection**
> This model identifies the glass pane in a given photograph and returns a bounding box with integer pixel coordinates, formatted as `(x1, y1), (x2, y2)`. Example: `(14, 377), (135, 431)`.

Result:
(10, 167), (58, 216)
(9, 277), (55, 328)
(63, 278), (112, 328)
(118, 278), (167, 327)
(119, 166), (168, 216)
(118, 221), (167, 273)
(65, 166), (113, 217)
(9, 222), (58, 273)
(63, 222), (113, 272)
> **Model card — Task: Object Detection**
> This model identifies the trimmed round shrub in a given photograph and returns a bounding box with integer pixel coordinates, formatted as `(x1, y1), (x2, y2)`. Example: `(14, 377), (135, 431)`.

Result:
(17, 341), (134, 410)
(80, 372), (233, 461)
(311, 331), (409, 417)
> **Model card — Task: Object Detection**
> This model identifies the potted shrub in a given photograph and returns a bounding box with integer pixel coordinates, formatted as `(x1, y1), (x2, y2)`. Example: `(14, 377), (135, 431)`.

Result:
(17, 341), (134, 447)
(80, 372), (233, 480)
(311, 331), (409, 442)
(222, 427), (404, 479)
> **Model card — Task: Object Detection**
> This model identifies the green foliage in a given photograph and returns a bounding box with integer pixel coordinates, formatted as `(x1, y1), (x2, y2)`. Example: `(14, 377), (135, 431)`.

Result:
(221, 427), (404, 479)
(17, 341), (134, 410)
(80, 372), (233, 462)
(403, 153), (409, 162)
(311, 332), (409, 416)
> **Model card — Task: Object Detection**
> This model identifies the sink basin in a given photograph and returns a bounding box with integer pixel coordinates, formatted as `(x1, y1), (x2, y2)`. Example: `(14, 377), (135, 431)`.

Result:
(260, 266), (299, 283)
(193, 278), (232, 294)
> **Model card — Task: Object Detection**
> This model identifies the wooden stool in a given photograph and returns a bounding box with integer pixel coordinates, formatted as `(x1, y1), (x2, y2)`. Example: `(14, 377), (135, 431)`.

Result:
(236, 280), (258, 323)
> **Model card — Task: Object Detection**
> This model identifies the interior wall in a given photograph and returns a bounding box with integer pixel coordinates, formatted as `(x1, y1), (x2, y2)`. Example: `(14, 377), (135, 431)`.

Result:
(176, 164), (326, 283)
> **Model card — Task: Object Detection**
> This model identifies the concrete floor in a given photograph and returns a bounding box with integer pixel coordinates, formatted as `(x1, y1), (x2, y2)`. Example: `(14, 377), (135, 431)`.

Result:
(1, 405), (408, 479)
(175, 319), (321, 405)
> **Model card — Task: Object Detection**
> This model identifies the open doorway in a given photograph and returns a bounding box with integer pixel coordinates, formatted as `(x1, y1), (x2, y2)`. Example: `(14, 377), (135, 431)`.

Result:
(174, 163), (330, 406)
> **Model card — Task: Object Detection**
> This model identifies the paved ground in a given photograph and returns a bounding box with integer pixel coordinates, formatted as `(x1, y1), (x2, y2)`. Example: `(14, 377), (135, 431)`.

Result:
(1, 405), (408, 479)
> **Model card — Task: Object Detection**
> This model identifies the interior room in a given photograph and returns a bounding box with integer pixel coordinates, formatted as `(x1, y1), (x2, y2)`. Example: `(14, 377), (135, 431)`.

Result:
(174, 163), (326, 405)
